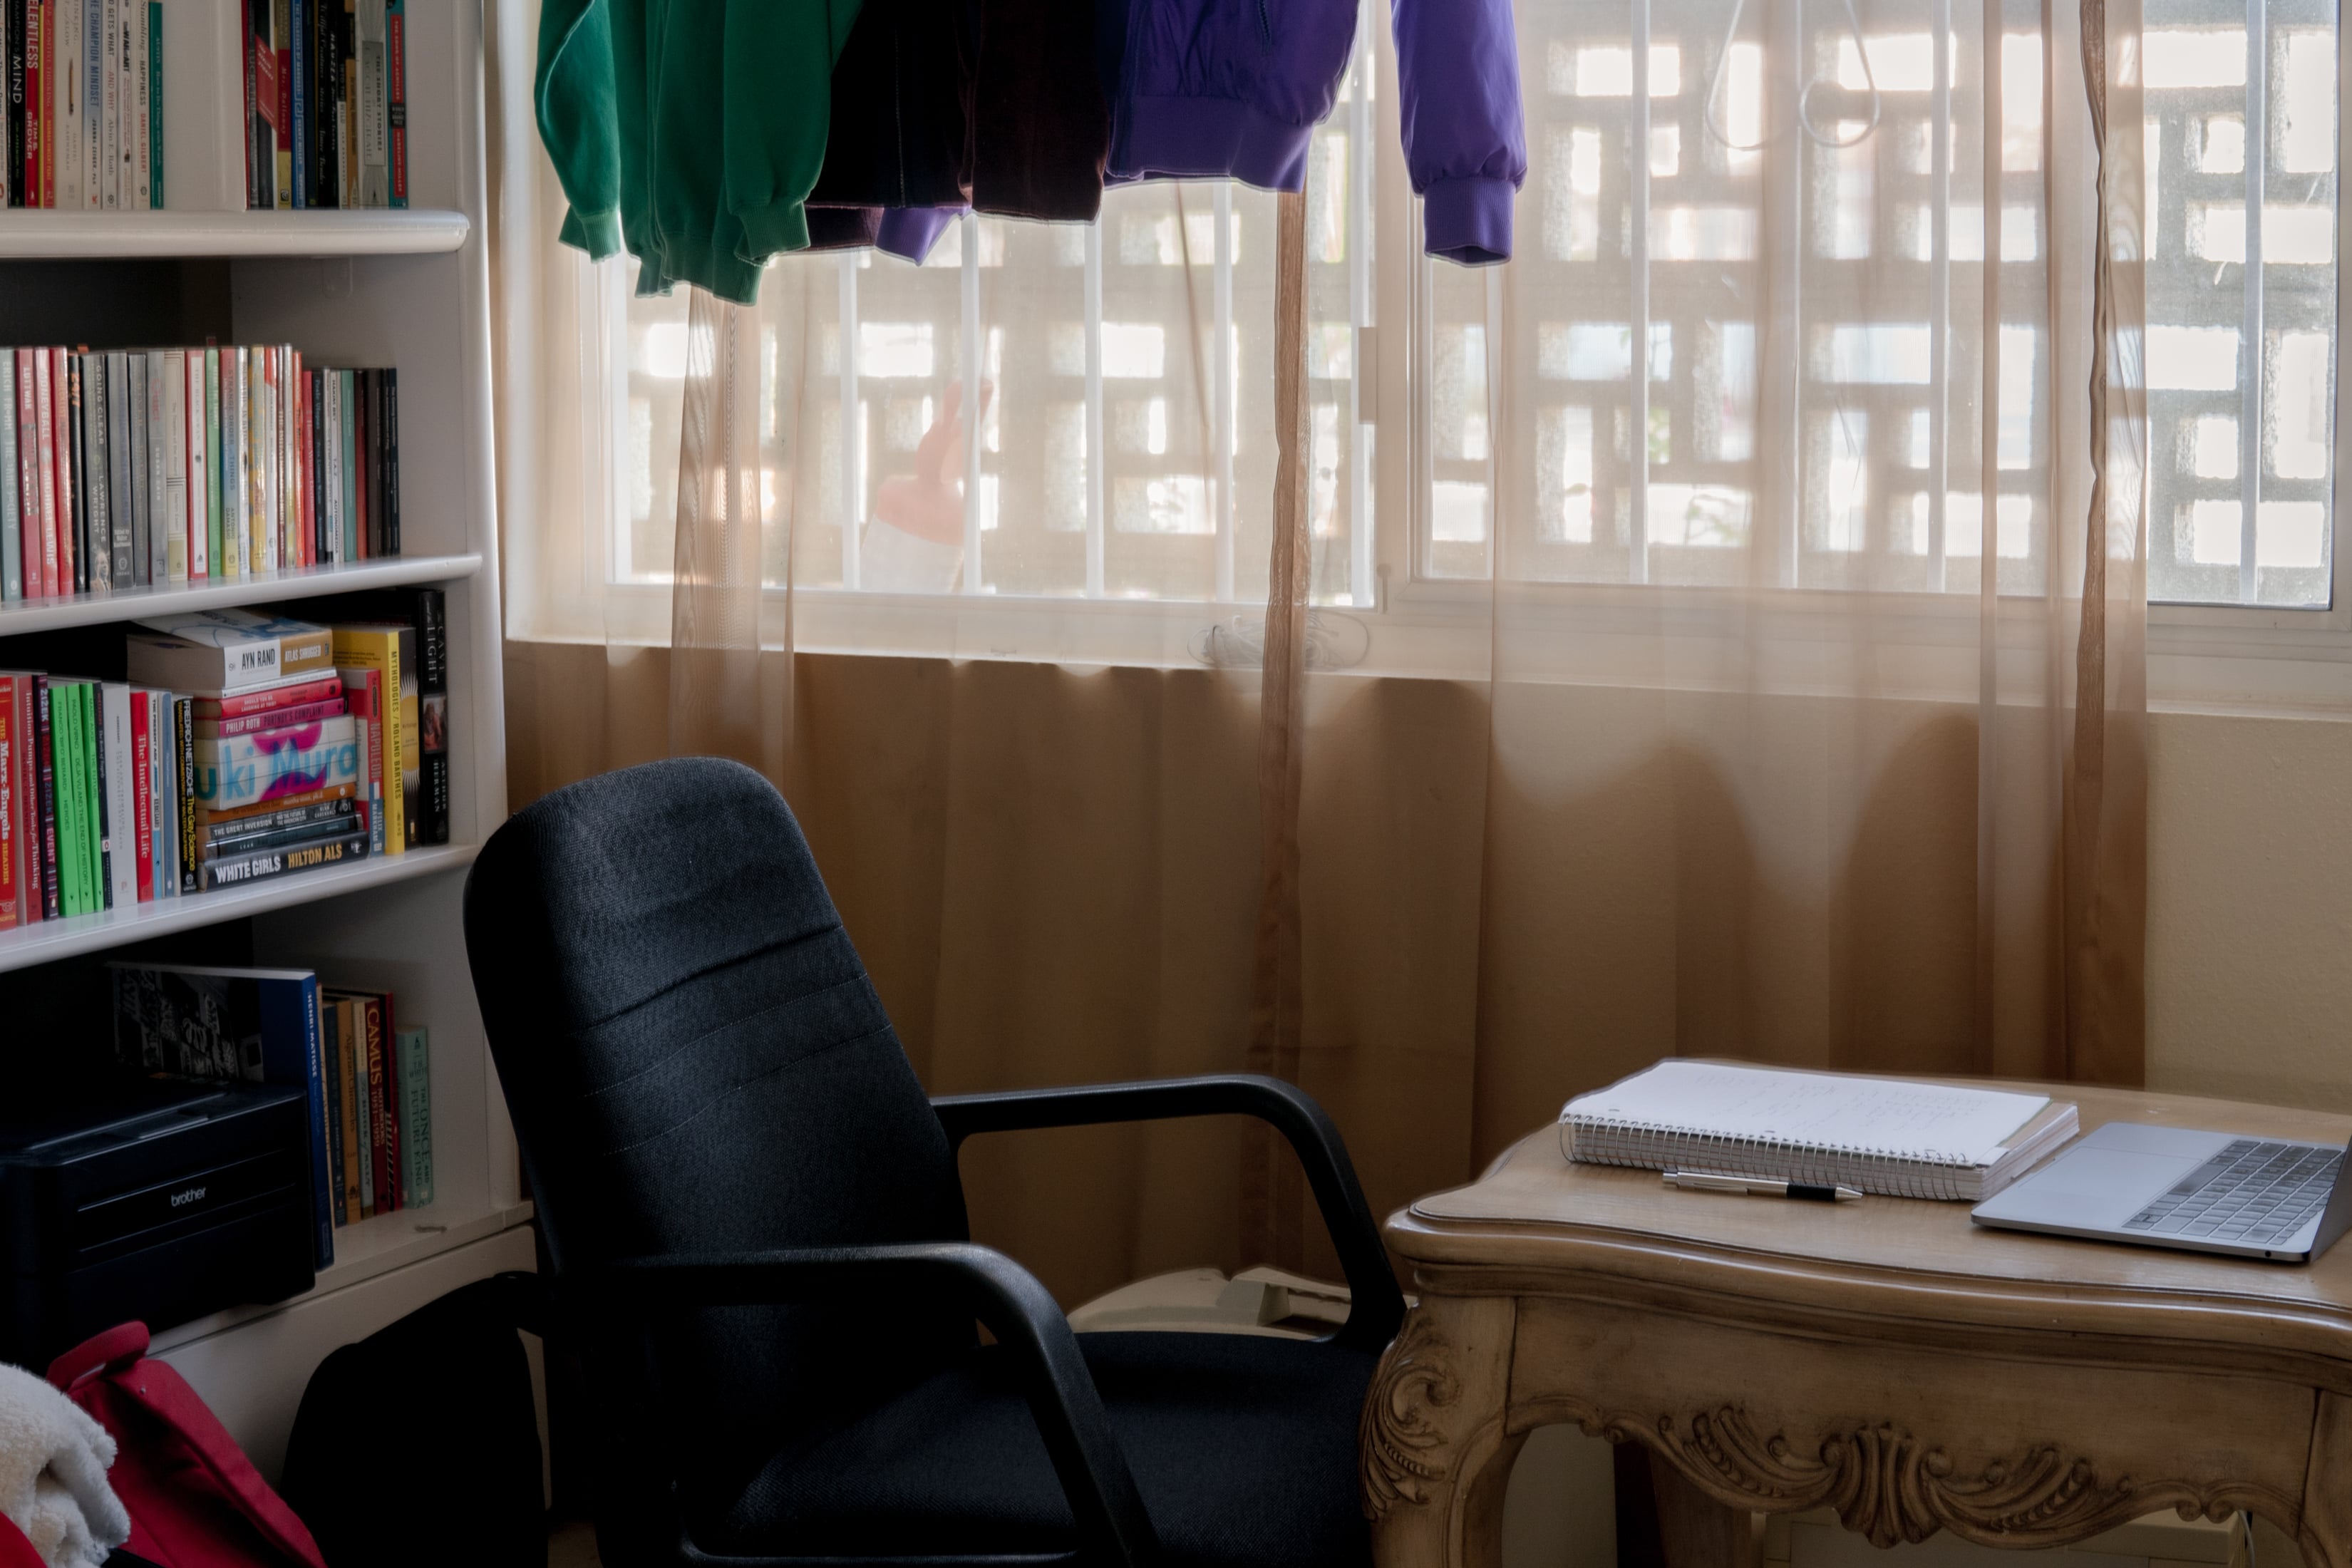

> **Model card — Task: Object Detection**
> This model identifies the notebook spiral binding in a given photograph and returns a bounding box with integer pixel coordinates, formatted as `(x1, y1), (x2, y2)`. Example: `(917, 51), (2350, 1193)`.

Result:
(1558, 1113), (1980, 1201)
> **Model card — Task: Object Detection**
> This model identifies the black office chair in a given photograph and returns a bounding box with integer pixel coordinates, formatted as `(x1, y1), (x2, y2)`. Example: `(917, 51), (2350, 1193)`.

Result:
(462, 757), (1406, 1568)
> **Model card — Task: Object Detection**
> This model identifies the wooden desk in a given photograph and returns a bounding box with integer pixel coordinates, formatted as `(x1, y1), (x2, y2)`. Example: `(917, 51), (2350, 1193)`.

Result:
(1362, 1083), (2352, 1568)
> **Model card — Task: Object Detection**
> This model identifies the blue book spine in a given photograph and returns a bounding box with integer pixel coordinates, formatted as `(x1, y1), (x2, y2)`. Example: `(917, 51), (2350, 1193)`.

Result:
(261, 974), (336, 1269)
(288, 0), (306, 207)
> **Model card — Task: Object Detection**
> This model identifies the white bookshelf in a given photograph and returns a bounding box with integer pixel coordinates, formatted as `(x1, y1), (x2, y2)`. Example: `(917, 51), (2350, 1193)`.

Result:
(0, 0), (522, 1480)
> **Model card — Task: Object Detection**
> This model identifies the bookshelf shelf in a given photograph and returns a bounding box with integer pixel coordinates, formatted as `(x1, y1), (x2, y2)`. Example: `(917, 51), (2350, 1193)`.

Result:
(0, 210), (470, 259)
(0, 553), (484, 636)
(147, 1199), (539, 1356)
(0, 842), (480, 975)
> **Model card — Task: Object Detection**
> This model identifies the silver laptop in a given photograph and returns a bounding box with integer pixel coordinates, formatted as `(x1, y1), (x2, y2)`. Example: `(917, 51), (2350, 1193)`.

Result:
(1972, 1121), (2352, 1262)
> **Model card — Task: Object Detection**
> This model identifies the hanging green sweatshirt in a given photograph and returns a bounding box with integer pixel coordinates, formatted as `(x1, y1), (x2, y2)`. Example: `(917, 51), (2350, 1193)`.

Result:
(535, 0), (862, 304)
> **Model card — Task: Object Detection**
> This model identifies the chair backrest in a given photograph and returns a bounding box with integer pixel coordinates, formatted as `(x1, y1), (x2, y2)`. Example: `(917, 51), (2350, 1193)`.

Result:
(463, 758), (971, 1470)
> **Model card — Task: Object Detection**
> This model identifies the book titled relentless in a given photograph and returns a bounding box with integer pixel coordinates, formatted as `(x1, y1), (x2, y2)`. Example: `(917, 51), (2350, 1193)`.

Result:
(127, 609), (334, 693)
(1559, 1060), (2080, 1202)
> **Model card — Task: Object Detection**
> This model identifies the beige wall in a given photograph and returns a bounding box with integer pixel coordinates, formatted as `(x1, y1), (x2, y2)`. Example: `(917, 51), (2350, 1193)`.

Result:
(2147, 710), (2352, 1113)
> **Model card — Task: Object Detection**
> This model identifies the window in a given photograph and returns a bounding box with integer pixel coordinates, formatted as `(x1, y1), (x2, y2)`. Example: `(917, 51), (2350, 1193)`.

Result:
(584, 0), (2341, 655)
(2142, 0), (2339, 606)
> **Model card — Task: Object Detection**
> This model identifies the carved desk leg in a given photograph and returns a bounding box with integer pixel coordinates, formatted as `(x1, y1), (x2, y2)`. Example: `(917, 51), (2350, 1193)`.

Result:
(2302, 1391), (2352, 1568)
(1363, 1297), (1522, 1568)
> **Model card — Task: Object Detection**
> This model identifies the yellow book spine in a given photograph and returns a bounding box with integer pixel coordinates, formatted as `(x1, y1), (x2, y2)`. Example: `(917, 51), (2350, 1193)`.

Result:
(327, 628), (405, 855)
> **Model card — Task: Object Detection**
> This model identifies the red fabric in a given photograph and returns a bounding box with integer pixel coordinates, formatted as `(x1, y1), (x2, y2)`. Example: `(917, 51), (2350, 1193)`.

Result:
(44, 1324), (327, 1568)
(0, 1515), (44, 1568)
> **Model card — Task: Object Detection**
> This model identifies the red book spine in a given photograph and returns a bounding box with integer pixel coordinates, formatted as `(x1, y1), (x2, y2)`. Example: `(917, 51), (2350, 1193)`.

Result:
(242, 0), (256, 207)
(11, 681), (35, 924)
(21, 1), (38, 205)
(192, 674), (345, 720)
(32, 677), (57, 919)
(14, 351), (36, 592)
(48, 346), (69, 597)
(32, 349), (54, 599)
(205, 697), (346, 738)
(0, 676), (18, 931)
(128, 694), (152, 903)
(363, 996), (392, 1212)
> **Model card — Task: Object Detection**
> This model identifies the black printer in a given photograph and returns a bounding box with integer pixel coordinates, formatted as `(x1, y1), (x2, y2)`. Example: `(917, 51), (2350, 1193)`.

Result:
(0, 1079), (315, 1366)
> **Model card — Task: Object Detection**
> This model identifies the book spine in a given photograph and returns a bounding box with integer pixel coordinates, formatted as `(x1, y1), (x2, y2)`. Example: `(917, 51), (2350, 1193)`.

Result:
(354, 0), (379, 204)
(200, 696), (346, 738)
(142, 351), (163, 584)
(31, 350), (50, 597)
(94, 351), (122, 587)
(0, 677), (16, 929)
(362, 994), (388, 1212)
(383, 0), (401, 205)
(21, 350), (44, 597)
(144, 0), (155, 206)
(95, 0), (110, 207)
(31, 679), (56, 917)
(220, 346), (242, 579)
(193, 674), (342, 719)
(52, 683), (80, 914)
(123, 351), (143, 586)
(298, 975), (333, 1268)
(368, 994), (396, 1209)
(287, 0), (304, 205)
(190, 720), (361, 810)
(24, 0), (38, 206)
(349, 993), (373, 1214)
(271, 0), (288, 207)
(321, 1000), (343, 1225)
(58, 349), (76, 594)
(381, 365), (397, 555)
(5, 0), (21, 207)
(359, 366), (376, 556)
(14, 681), (36, 922)
(0, 350), (18, 599)
(90, 684), (110, 906)
(411, 587), (445, 844)
(162, 349), (185, 581)
(77, 0), (95, 207)
(333, 999), (359, 1219)
(172, 694), (195, 892)
(200, 822), (366, 889)
(148, 690), (169, 898)
(202, 344), (220, 577)
(128, 688), (148, 901)
(112, 0), (128, 207)
(397, 1028), (427, 1205)
(200, 794), (352, 844)
(320, 366), (339, 560)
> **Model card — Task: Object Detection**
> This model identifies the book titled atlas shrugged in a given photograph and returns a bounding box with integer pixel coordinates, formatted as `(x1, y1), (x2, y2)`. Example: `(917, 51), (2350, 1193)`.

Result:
(126, 609), (334, 695)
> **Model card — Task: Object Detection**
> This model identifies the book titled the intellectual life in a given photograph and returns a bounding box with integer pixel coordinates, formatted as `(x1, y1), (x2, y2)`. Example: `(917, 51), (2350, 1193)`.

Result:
(127, 608), (334, 694)
(1559, 1060), (2080, 1202)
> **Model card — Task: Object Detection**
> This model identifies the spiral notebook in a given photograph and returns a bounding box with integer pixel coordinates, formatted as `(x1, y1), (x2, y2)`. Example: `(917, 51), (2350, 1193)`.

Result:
(1559, 1061), (2080, 1201)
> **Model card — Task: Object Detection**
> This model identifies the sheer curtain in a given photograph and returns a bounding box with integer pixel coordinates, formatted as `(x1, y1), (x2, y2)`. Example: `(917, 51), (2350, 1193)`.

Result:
(490, 0), (2147, 1301)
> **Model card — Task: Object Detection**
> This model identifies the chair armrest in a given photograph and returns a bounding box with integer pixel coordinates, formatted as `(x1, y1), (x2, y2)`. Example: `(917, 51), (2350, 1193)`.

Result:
(930, 1074), (1407, 1351)
(567, 1243), (1160, 1568)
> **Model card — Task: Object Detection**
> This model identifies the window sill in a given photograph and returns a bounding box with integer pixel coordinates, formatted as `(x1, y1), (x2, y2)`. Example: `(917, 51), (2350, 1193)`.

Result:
(511, 579), (2352, 721)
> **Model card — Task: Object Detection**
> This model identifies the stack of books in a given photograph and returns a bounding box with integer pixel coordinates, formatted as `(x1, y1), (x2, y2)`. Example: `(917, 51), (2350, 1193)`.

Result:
(110, 961), (433, 1272)
(0, 592), (450, 927)
(0, 0), (165, 208)
(0, 346), (400, 603)
(244, 0), (411, 210)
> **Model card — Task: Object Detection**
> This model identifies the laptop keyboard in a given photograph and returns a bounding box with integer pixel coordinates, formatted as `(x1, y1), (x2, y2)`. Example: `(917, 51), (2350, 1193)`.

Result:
(2125, 1139), (2341, 1246)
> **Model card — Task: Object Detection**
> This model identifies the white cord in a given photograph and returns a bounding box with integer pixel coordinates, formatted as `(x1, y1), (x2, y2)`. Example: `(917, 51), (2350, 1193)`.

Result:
(1702, 0), (1884, 150)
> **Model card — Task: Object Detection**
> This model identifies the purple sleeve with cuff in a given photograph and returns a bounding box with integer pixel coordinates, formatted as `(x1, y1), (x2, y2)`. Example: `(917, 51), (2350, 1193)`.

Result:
(1392, 0), (1526, 264)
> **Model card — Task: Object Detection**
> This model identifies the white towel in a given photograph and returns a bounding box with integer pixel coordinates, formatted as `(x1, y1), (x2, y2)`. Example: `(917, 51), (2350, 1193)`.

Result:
(0, 1363), (130, 1568)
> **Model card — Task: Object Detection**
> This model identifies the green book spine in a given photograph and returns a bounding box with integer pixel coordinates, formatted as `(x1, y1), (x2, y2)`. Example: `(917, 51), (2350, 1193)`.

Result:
(397, 1026), (429, 1206)
(57, 686), (87, 914)
(79, 685), (100, 909)
(205, 346), (222, 574)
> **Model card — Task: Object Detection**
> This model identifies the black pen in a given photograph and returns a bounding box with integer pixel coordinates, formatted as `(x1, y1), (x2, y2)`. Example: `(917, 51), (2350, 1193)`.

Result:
(1662, 1170), (1863, 1203)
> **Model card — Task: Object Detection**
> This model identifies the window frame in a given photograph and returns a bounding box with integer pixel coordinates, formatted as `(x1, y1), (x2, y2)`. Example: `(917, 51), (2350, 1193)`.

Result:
(555, 0), (2352, 714)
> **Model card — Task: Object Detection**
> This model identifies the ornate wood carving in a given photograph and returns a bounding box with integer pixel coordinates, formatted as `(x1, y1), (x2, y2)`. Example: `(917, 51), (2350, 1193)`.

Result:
(1550, 1403), (2247, 1549)
(1361, 1314), (1463, 1522)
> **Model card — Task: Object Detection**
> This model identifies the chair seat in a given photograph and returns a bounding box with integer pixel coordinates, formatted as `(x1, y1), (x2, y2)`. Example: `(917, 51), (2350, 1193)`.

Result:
(696, 1330), (1379, 1568)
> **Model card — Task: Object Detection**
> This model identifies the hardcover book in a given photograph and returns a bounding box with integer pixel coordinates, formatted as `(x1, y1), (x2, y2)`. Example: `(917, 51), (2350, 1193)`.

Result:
(128, 609), (334, 694)
(108, 962), (335, 1268)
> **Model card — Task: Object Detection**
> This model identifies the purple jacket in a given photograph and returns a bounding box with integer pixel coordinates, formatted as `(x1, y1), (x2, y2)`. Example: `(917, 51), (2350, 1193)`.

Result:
(1109, 0), (1525, 263)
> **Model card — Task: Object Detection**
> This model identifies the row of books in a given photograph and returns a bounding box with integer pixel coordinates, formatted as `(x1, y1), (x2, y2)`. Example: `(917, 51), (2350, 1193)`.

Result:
(0, 346), (400, 604)
(112, 961), (433, 1272)
(0, 0), (163, 207)
(245, 0), (409, 210)
(0, 596), (450, 929)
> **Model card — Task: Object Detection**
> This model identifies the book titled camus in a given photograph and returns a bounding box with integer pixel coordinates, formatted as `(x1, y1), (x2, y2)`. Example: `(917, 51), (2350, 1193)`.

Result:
(127, 609), (334, 693)
(191, 713), (361, 811)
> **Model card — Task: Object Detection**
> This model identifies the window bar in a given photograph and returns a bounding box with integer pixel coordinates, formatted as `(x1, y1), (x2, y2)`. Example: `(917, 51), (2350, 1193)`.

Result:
(1486, 266), (1505, 577)
(1085, 222), (1108, 598)
(1979, 0), (2002, 602)
(1348, 27), (1376, 609)
(598, 258), (630, 584)
(1628, 0), (1652, 584)
(1928, 1), (1951, 585)
(2239, 0), (2266, 602)
(1214, 182), (1238, 602)
(839, 253), (862, 591)
(962, 213), (986, 592)
(1763, 0), (1804, 587)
